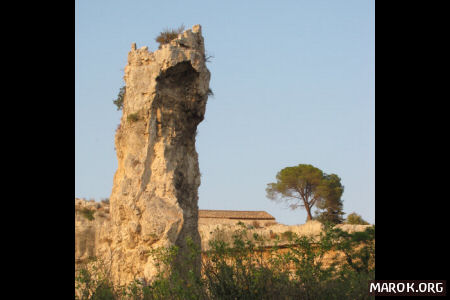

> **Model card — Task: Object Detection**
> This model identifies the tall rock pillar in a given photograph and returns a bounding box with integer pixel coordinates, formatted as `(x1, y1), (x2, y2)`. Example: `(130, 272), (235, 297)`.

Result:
(109, 24), (210, 285)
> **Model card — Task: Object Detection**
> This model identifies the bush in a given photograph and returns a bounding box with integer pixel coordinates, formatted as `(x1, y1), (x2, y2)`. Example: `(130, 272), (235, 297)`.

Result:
(79, 208), (95, 221)
(281, 230), (294, 241)
(75, 257), (115, 300)
(75, 225), (375, 299)
(315, 209), (345, 225)
(155, 25), (185, 48)
(202, 224), (374, 299)
(346, 212), (370, 225)
(113, 86), (126, 111)
(269, 231), (279, 240)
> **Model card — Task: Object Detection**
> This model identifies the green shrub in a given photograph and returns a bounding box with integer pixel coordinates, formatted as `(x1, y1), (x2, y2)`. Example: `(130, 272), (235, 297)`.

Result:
(315, 209), (345, 225)
(346, 212), (370, 225)
(75, 225), (375, 299)
(281, 230), (294, 241)
(331, 225), (375, 274)
(75, 258), (116, 300)
(79, 208), (95, 221)
(113, 86), (126, 111)
(269, 231), (279, 240)
(155, 25), (185, 48)
(127, 113), (139, 123)
(202, 224), (375, 299)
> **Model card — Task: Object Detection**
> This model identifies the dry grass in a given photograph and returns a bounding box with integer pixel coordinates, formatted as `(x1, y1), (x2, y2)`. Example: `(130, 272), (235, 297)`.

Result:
(155, 25), (185, 48)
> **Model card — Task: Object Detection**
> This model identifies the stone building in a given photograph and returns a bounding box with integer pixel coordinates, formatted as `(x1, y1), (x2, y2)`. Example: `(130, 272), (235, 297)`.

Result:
(198, 209), (276, 226)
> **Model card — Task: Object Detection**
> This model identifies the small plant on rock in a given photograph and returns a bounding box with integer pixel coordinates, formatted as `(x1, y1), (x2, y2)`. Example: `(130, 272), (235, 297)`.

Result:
(79, 208), (95, 221)
(127, 113), (139, 123)
(113, 86), (126, 111)
(155, 25), (185, 48)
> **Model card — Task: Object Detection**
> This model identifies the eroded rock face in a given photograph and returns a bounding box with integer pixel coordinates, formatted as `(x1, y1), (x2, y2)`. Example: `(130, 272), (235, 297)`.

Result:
(75, 199), (112, 266)
(107, 24), (210, 285)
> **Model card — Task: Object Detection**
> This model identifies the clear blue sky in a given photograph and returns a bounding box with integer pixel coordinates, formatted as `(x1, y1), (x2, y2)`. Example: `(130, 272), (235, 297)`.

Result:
(75, 0), (374, 225)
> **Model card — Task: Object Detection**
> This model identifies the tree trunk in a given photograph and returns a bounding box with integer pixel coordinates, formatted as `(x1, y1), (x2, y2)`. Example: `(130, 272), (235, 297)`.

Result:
(305, 205), (313, 221)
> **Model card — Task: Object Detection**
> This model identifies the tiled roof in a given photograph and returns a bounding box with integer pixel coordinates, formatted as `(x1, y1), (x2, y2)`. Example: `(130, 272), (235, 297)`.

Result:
(199, 209), (275, 220)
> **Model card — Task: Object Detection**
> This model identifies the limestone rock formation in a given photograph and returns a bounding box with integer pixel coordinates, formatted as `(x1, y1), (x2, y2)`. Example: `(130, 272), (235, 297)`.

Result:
(107, 24), (211, 285)
(75, 198), (112, 265)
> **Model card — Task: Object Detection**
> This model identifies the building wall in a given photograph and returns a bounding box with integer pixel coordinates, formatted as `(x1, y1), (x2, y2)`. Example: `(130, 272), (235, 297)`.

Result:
(198, 218), (277, 227)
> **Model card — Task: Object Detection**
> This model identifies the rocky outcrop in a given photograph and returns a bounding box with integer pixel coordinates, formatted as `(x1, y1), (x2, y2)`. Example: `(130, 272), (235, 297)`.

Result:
(75, 199), (112, 265)
(106, 24), (211, 285)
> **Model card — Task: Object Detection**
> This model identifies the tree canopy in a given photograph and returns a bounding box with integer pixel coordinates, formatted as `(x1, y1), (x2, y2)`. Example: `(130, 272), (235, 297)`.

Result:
(315, 174), (345, 224)
(266, 164), (344, 222)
